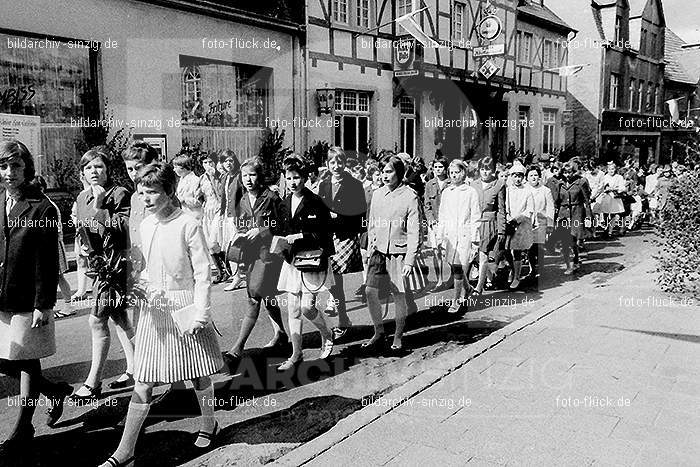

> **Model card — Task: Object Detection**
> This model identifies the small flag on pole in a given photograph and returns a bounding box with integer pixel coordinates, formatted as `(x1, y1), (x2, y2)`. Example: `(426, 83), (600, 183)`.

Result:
(666, 98), (680, 121)
(396, 11), (440, 48)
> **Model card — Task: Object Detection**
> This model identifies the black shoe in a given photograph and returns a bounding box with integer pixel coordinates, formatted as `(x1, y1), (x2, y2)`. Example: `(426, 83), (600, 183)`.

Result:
(107, 373), (134, 390)
(221, 352), (242, 375)
(354, 284), (366, 297)
(69, 383), (102, 405)
(46, 381), (73, 428)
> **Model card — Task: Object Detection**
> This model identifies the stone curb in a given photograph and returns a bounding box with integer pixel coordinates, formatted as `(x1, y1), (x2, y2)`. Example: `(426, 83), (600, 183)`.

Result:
(274, 290), (582, 466)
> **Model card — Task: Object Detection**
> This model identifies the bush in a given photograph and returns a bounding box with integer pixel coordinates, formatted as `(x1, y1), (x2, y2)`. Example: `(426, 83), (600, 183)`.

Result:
(258, 126), (292, 186)
(654, 169), (700, 299)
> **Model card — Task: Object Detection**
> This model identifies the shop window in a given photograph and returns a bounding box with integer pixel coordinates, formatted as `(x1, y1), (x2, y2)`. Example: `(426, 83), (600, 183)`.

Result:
(0, 31), (99, 123)
(542, 110), (557, 154)
(334, 90), (371, 155)
(399, 96), (415, 156)
(180, 56), (271, 127)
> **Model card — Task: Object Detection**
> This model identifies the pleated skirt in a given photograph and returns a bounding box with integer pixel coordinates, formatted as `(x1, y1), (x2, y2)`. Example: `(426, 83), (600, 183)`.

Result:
(134, 290), (223, 383)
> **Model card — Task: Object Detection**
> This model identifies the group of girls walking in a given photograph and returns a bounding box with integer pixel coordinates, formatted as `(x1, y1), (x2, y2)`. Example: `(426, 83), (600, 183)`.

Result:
(0, 134), (656, 465)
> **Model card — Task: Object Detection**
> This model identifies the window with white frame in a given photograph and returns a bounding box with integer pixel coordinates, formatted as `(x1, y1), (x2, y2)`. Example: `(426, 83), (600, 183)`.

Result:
(654, 84), (660, 113)
(543, 40), (552, 68)
(453, 2), (465, 42)
(542, 110), (557, 154)
(629, 79), (635, 111)
(517, 31), (533, 64)
(334, 90), (371, 154)
(614, 15), (622, 43)
(398, 0), (413, 17)
(637, 82), (644, 112)
(333, 0), (348, 23)
(518, 106), (530, 152)
(553, 42), (561, 67)
(399, 96), (416, 156)
(646, 82), (653, 111)
(356, 0), (370, 28)
(609, 73), (620, 109)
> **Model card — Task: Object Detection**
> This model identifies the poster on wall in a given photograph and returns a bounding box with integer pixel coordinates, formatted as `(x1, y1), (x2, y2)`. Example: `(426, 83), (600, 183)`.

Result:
(0, 113), (41, 156)
(134, 134), (167, 161)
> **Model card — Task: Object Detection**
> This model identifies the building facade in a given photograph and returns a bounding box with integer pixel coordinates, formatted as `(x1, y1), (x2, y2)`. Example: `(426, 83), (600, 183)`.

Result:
(660, 29), (700, 165)
(0, 0), (304, 175)
(303, 0), (571, 162)
(561, 0), (666, 165)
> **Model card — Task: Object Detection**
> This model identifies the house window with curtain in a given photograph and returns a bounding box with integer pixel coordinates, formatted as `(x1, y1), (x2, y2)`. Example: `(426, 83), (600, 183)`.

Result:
(333, 0), (349, 24)
(399, 96), (415, 156)
(542, 110), (557, 154)
(517, 31), (533, 64)
(543, 40), (552, 68)
(180, 56), (271, 127)
(334, 90), (371, 155)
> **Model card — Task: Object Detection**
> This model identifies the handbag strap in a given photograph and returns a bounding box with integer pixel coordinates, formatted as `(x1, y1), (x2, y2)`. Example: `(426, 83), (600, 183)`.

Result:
(300, 269), (327, 295)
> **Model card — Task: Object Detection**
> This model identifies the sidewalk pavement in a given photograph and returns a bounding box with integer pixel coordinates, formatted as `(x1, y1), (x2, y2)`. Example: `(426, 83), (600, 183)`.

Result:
(276, 254), (700, 466)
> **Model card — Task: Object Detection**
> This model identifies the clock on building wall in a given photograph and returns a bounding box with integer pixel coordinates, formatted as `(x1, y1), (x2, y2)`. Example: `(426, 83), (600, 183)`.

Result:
(478, 15), (502, 41)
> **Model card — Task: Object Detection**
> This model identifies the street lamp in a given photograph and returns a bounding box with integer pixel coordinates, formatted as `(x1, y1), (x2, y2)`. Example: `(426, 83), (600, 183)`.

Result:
(316, 85), (335, 115)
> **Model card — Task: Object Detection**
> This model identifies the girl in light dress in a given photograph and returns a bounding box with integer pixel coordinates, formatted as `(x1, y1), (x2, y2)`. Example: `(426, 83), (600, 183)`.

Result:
(595, 162), (626, 237)
(525, 166), (555, 281)
(505, 162), (535, 290)
(99, 163), (222, 467)
(173, 154), (204, 220)
(436, 159), (481, 313)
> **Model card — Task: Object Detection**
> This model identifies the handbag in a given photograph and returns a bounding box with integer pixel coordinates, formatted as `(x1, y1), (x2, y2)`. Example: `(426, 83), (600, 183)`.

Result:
(292, 248), (327, 272)
(225, 234), (255, 266)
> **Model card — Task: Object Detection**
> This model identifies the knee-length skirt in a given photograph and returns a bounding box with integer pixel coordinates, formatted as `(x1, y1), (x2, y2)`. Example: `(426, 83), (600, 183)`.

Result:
(134, 290), (222, 383)
(277, 261), (335, 295)
(0, 311), (55, 360)
(330, 235), (363, 274)
(478, 214), (500, 254)
(201, 211), (222, 253)
(506, 219), (534, 251)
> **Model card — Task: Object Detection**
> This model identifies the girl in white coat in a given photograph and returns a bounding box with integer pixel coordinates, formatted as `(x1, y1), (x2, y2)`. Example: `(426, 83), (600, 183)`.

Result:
(505, 162), (535, 289)
(526, 166), (554, 280)
(437, 160), (481, 313)
(99, 163), (222, 467)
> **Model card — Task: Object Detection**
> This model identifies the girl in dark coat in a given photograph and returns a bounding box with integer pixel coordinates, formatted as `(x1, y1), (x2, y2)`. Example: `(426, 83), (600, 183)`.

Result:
(317, 147), (366, 339)
(70, 147), (135, 401)
(276, 156), (335, 371)
(0, 140), (72, 451)
(223, 158), (288, 371)
(552, 161), (592, 275)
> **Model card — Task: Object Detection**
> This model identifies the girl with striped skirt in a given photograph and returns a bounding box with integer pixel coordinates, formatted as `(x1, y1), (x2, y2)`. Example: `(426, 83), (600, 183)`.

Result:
(100, 163), (222, 467)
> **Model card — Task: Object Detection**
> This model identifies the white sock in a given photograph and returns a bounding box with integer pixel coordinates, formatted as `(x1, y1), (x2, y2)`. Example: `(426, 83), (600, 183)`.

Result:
(103, 401), (149, 465)
(194, 385), (217, 447)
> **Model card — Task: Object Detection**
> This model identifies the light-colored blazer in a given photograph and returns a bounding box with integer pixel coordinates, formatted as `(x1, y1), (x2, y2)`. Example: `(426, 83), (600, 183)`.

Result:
(366, 184), (421, 267)
(140, 208), (212, 322)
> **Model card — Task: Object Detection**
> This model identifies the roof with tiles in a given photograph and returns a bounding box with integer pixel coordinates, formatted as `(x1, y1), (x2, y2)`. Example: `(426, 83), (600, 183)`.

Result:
(665, 28), (700, 84)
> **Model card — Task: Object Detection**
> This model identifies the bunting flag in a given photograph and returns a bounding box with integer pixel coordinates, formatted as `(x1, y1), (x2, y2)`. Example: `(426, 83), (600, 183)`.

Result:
(666, 98), (680, 121)
(554, 64), (589, 76)
(396, 11), (440, 49)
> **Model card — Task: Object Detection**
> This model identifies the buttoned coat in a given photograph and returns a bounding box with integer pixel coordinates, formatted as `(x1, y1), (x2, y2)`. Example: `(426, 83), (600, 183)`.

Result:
(317, 171), (367, 239)
(140, 208), (212, 322)
(278, 187), (335, 263)
(0, 186), (59, 313)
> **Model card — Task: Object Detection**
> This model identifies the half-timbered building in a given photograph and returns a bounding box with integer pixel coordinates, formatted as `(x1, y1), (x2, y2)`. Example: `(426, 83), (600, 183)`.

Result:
(305, 0), (572, 161)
